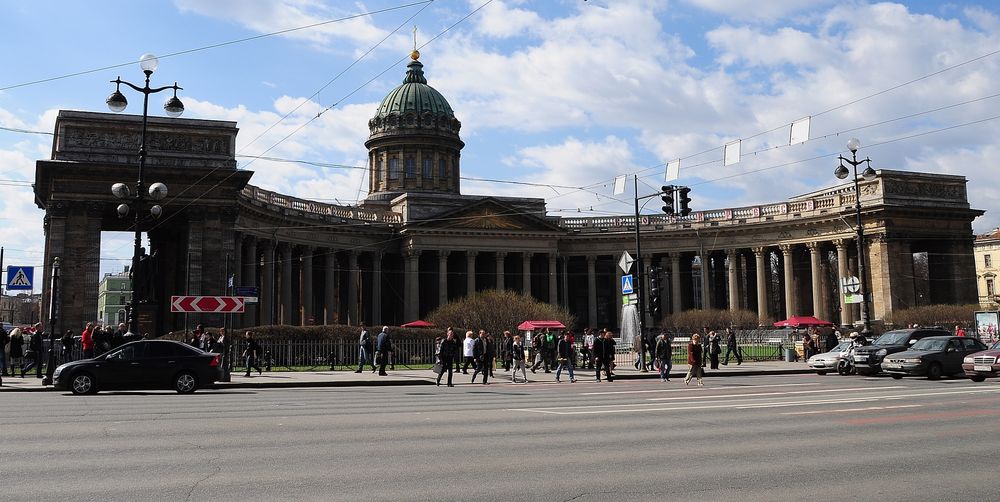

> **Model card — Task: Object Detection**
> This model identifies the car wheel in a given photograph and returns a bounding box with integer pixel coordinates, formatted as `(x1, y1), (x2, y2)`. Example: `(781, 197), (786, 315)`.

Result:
(816, 371), (827, 376)
(926, 363), (943, 380)
(970, 375), (987, 383)
(71, 372), (97, 395)
(890, 374), (903, 380)
(174, 371), (199, 394)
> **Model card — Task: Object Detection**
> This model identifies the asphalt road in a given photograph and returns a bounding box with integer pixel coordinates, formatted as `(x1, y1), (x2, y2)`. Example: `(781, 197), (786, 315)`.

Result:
(2, 372), (999, 501)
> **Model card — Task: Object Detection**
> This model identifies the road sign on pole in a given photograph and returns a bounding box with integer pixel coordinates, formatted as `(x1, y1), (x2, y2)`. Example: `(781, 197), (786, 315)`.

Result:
(621, 274), (634, 294)
(618, 251), (634, 274)
(170, 296), (246, 313)
(234, 286), (259, 303)
(841, 276), (862, 304)
(6, 266), (33, 291)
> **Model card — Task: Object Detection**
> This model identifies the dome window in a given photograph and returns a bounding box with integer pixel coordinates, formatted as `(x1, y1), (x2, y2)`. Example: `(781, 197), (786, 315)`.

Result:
(405, 157), (416, 178)
(438, 158), (447, 178)
(422, 158), (432, 178)
(388, 158), (399, 180)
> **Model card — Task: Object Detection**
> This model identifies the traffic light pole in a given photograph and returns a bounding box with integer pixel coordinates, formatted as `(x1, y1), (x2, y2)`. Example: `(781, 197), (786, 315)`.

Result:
(633, 175), (646, 338)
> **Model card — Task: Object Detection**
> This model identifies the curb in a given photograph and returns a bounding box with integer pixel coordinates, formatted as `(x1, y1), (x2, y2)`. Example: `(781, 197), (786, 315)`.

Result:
(0, 367), (817, 392)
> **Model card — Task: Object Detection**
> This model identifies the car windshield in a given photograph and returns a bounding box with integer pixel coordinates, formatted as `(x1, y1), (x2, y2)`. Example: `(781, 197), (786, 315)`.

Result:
(833, 342), (852, 352)
(991, 340), (1000, 350)
(910, 338), (947, 351)
(873, 331), (910, 345)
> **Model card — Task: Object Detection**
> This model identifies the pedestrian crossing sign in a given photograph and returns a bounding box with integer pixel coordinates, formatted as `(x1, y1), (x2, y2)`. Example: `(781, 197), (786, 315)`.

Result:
(6, 266), (33, 291)
(621, 274), (634, 294)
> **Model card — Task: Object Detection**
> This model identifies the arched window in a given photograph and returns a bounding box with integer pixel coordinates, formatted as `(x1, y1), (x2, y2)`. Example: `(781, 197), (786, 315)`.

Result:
(376, 158), (384, 182)
(422, 158), (432, 178)
(406, 157), (416, 178)
(438, 158), (447, 178)
(388, 158), (399, 180)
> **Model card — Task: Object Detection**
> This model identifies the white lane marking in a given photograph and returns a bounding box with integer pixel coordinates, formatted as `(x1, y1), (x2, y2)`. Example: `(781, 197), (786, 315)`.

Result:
(580, 382), (819, 396)
(781, 404), (921, 415)
(508, 386), (1000, 415)
(645, 386), (904, 402)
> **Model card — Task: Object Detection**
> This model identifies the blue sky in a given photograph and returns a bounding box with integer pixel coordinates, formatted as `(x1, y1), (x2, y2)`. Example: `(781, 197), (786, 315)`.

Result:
(3, 0), (1000, 290)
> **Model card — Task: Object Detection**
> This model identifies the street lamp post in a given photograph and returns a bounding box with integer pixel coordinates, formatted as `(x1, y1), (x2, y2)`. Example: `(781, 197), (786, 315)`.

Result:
(42, 256), (59, 386)
(106, 53), (183, 337)
(835, 138), (877, 336)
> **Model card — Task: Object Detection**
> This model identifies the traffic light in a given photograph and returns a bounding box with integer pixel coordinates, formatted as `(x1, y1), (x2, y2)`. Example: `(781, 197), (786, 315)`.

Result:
(660, 185), (675, 215)
(678, 186), (692, 216)
(648, 266), (662, 316)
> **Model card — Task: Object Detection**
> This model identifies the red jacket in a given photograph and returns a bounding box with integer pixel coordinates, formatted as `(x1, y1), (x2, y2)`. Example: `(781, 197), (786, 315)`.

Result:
(81, 328), (94, 351)
(687, 342), (702, 365)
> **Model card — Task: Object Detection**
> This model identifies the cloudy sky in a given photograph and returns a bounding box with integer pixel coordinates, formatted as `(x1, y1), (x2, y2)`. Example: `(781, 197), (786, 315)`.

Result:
(3, 0), (1000, 291)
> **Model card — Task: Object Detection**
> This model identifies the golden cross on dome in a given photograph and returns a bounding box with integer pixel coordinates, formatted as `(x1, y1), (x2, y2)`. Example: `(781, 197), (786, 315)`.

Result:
(410, 25), (420, 60)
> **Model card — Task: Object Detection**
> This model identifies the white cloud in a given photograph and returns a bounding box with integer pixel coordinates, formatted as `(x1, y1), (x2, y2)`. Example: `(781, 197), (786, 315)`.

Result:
(682, 0), (836, 22)
(473, 0), (543, 38)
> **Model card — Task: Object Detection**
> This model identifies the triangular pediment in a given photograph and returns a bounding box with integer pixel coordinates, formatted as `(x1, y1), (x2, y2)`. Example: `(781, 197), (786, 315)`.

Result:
(407, 197), (564, 232)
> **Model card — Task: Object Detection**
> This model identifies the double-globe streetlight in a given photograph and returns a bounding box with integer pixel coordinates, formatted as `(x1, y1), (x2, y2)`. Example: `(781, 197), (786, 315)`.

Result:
(106, 53), (184, 336)
(835, 137), (877, 336)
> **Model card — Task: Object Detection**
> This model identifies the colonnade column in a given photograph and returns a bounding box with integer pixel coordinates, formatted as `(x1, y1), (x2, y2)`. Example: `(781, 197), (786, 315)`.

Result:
(727, 249), (739, 311)
(243, 236), (258, 327)
(438, 251), (449, 307)
(781, 244), (795, 317)
(699, 251), (711, 310)
(548, 253), (558, 305)
(301, 246), (313, 325)
(522, 252), (532, 297)
(835, 239), (852, 327)
(586, 255), (598, 327)
(372, 251), (383, 325)
(466, 251), (477, 296)
(753, 247), (768, 321)
(670, 253), (682, 314)
(280, 243), (293, 325)
(495, 252), (506, 291)
(324, 249), (337, 324)
(261, 240), (275, 326)
(404, 250), (419, 322)
(658, 256), (670, 317)
(347, 251), (359, 325)
(807, 242), (823, 318)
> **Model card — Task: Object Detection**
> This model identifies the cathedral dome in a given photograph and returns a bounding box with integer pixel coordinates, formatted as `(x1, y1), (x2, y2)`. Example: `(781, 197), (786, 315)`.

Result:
(374, 58), (455, 119)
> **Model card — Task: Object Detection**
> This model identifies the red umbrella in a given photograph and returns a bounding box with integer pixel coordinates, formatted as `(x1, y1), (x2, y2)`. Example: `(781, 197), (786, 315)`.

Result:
(517, 320), (566, 330)
(772, 316), (834, 328)
(401, 320), (434, 328)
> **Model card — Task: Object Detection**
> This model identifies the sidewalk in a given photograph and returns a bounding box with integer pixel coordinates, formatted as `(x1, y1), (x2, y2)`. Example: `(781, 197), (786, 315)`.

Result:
(0, 361), (814, 392)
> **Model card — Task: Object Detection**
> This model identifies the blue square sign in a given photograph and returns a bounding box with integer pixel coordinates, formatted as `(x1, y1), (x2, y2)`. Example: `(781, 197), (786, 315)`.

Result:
(621, 274), (634, 294)
(6, 266), (34, 291)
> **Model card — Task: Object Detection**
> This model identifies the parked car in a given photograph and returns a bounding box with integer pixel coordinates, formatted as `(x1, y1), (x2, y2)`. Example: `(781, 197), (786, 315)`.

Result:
(851, 327), (948, 375)
(807, 341), (852, 375)
(962, 339), (1000, 382)
(53, 340), (220, 395)
(882, 336), (988, 380)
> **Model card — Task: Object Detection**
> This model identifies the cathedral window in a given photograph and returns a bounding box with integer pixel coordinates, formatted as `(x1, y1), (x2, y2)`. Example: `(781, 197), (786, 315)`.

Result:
(389, 158), (399, 180)
(439, 158), (447, 178)
(422, 158), (432, 178)
(406, 157), (416, 178)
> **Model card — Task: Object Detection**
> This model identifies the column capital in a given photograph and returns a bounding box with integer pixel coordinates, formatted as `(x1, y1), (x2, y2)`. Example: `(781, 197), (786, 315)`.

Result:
(725, 248), (738, 258)
(405, 249), (420, 260)
(668, 251), (682, 263)
(496, 251), (507, 259)
(466, 250), (479, 258)
(805, 241), (821, 252)
(522, 251), (533, 260)
(752, 246), (768, 256)
(586, 255), (597, 265)
(779, 243), (794, 253)
(832, 238), (849, 250)
(438, 250), (450, 260)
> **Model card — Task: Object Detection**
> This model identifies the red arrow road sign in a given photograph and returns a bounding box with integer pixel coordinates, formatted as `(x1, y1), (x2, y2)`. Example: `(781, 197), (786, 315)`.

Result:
(170, 296), (246, 313)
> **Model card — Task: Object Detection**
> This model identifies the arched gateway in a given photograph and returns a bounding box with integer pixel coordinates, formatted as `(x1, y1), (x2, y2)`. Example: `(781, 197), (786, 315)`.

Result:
(35, 54), (983, 336)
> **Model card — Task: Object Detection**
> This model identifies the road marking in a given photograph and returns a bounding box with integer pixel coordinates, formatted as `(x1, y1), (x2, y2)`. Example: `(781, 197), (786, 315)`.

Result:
(844, 408), (999, 425)
(508, 386), (1000, 415)
(781, 404), (922, 415)
(580, 382), (819, 396)
(645, 386), (904, 402)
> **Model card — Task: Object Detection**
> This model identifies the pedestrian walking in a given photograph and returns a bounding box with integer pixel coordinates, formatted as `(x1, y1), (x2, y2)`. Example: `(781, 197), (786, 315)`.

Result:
(594, 329), (616, 382)
(375, 326), (393, 376)
(480, 333), (496, 384)
(242, 331), (262, 376)
(21, 326), (44, 378)
(511, 334), (528, 383)
(81, 323), (95, 359)
(555, 332), (577, 383)
(437, 329), (459, 387)
(685, 333), (705, 386)
(655, 331), (673, 381)
(501, 330), (513, 371)
(955, 325), (966, 337)
(462, 331), (476, 374)
(8, 328), (24, 377)
(529, 331), (548, 373)
(581, 328), (595, 369)
(633, 332), (645, 371)
(708, 331), (721, 370)
(0, 327), (9, 385)
(723, 327), (742, 365)
(356, 326), (375, 373)
(60, 329), (74, 364)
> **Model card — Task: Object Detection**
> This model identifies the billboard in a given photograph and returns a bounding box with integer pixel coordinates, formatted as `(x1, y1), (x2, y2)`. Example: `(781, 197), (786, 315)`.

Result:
(974, 311), (999, 342)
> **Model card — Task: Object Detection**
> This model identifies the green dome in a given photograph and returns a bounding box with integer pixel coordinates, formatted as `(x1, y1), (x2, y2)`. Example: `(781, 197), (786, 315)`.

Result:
(374, 59), (454, 118)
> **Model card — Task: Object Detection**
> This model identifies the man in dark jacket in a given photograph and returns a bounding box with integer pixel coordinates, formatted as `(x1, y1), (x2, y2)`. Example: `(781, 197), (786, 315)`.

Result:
(555, 332), (577, 383)
(593, 329), (616, 382)
(655, 331), (673, 381)
(21, 327), (45, 378)
(437, 329), (459, 387)
(470, 332), (489, 383)
(723, 327), (742, 365)
(375, 326), (392, 376)
(356, 327), (375, 373)
(242, 331), (262, 376)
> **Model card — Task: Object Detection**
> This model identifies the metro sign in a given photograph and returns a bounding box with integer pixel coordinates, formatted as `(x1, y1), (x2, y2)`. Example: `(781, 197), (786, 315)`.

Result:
(170, 295), (246, 313)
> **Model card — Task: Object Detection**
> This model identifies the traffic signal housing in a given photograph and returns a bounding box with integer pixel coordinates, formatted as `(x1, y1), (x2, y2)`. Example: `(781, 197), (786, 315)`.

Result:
(648, 266), (662, 316)
(660, 185), (675, 215)
(678, 186), (692, 216)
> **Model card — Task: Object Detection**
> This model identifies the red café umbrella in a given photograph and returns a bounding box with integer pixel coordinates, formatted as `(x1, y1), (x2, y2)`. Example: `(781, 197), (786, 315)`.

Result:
(516, 320), (566, 331)
(772, 315), (834, 328)
(401, 320), (434, 328)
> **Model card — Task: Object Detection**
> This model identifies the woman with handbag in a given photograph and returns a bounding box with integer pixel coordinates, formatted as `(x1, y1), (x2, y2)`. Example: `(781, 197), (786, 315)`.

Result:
(685, 333), (705, 386)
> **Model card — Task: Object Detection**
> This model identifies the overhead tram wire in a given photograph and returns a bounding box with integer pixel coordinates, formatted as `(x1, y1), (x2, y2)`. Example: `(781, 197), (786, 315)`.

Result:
(0, 0), (434, 92)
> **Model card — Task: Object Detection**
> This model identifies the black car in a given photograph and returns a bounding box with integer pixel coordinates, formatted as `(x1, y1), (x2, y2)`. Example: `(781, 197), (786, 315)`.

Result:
(882, 336), (989, 379)
(53, 340), (220, 395)
(851, 328), (948, 375)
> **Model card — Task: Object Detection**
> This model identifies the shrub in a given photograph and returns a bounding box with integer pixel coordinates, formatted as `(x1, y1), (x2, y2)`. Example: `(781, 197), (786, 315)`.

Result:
(427, 289), (575, 335)
(664, 309), (763, 334)
(886, 304), (979, 329)
(163, 324), (440, 343)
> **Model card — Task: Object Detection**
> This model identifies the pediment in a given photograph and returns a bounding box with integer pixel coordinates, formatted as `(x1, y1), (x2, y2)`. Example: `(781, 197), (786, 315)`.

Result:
(408, 197), (563, 232)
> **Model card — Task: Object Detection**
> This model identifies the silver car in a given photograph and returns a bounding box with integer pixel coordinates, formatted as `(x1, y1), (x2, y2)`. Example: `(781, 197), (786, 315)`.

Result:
(808, 341), (852, 375)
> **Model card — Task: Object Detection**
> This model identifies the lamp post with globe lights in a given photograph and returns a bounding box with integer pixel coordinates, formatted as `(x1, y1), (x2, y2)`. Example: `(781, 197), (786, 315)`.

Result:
(835, 138), (877, 336)
(106, 53), (183, 336)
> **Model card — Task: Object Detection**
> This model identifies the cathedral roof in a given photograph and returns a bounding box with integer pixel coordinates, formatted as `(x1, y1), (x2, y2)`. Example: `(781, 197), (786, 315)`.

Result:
(374, 52), (455, 119)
